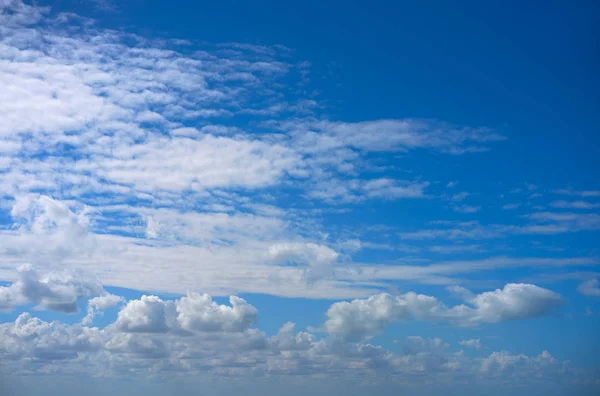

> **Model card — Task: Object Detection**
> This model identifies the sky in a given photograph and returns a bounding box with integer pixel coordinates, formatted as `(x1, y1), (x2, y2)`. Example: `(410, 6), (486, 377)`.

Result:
(0, 0), (599, 395)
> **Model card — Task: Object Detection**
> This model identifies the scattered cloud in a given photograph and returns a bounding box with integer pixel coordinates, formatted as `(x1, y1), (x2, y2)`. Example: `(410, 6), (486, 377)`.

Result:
(577, 278), (600, 297)
(459, 338), (483, 349)
(324, 283), (561, 340)
(550, 200), (600, 209)
(554, 189), (600, 197)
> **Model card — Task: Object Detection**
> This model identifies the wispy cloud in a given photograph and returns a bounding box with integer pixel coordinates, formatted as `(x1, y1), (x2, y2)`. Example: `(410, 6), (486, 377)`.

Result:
(400, 212), (600, 240)
(550, 200), (600, 209)
(554, 188), (600, 197)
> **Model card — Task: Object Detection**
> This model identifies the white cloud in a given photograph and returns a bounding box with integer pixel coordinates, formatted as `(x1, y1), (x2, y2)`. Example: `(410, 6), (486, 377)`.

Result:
(324, 283), (561, 340)
(113, 295), (176, 333)
(577, 278), (600, 297)
(0, 310), (579, 386)
(459, 338), (483, 349)
(0, 264), (103, 313)
(176, 293), (257, 333)
(97, 135), (302, 192)
(82, 293), (124, 325)
(550, 200), (600, 209)
(554, 189), (600, 197)
(399, 212), (600, 240)
(267, 242), (339, 267)
(111, 293), (258, 334)
(4, 195), (95, 263)
(324, 292), (443, 341)
(276, 119), (505, 155)
(0, 268), (587, 385)
(362, 178), (429, 199)
(480, 350), (559, 377)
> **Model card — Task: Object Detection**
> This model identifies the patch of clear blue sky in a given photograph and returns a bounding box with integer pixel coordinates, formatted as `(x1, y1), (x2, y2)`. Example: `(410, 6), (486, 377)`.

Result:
(16, 0), (599, 369)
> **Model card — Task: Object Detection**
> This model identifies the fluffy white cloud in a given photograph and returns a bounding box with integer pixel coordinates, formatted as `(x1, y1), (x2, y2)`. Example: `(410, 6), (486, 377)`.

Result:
(324, 284), (562, 340)
(1, 310), (577, 385)
(176, 293), (257, 332)
(460, 283), (562, 324)
(324, 292), (443, 341)
(111, 293), (258, 334)
(4, 195), (95, 263)
(0, 312), (104, 361)
(480, 350), (560, 377)
(0, 264), (103, 313)
(0, 278), (588, 386)
(114, 295), (175, 333)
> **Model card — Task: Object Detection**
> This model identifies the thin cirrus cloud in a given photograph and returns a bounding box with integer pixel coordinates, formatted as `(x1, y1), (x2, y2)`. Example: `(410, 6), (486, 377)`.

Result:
(399, 212), (600, 240)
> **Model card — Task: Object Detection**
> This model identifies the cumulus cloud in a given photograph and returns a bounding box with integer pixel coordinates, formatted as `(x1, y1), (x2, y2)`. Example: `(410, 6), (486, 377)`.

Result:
(480, 350), (560, 377)
(324, 284), (562, 340)
(0, 264), (104, 313)
(1, 310), (579, 385)
(114, 295), (176, 333)
(82, 293), (124, 325)
(0, 312), (104, 361)
(176, 293), (257, 332)
(111, 293), (258, 334)
(4, 195), (95, 263)
(324, 292), (443, 341)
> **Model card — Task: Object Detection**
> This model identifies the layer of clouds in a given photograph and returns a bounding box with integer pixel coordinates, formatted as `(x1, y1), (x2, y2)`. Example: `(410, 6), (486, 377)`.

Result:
(0, 295), (584, 386)
(0, 0), (521, 301)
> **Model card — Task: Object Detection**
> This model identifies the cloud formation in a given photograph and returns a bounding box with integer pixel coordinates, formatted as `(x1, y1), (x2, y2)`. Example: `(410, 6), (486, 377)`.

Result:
(324, 284), (561, 340)
(0, 264), (103, 313)
(577, 278), (600, 297)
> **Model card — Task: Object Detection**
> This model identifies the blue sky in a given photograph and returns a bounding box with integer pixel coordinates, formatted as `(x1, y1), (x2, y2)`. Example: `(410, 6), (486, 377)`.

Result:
(0, 0), (599, 395)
